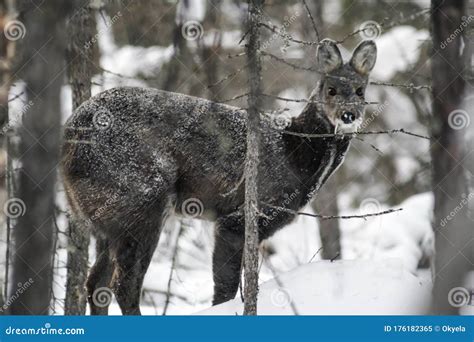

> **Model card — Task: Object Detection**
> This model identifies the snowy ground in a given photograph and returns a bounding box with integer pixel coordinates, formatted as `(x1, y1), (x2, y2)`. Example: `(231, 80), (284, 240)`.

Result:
(200, 260), (432, 315)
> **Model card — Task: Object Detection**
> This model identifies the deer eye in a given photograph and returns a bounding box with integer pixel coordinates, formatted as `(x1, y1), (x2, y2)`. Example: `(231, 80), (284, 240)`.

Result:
(356, 87), (364, 97)
(328, 87), (337, 96)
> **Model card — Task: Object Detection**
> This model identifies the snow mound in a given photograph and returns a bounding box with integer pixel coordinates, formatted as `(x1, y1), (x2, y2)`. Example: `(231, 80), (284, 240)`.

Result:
(199, 259), (431, 315)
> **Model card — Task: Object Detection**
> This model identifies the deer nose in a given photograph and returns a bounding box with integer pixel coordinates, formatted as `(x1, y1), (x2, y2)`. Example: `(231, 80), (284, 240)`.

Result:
(341, 112), (355, 124)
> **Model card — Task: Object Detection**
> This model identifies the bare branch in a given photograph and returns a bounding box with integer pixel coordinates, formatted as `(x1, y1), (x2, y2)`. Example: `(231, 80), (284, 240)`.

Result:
(208, 64), (248, 89)
(220, 93), (249, 103)
(260, 92), (379, 105)
(301, 0), (320, 42)
(261, 201), (403, 220)
(277, 128), (431, 140)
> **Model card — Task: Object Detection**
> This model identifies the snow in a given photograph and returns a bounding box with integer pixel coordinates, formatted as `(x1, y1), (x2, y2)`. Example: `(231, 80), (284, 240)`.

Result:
(371, 26), (429, 81)
(199, 259), (432, 315)
(175, 0), (206, 23)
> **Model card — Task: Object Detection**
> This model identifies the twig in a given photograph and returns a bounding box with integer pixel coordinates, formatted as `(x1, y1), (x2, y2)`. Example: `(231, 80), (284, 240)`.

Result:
(277, 128), (431, 140)
(220, 93), (249, 103)
(262, 252), (300, 315)
(208, 64), (248, 88)
(238, 28), (250, 45)
(259, 8), (431, 48)
(261, 201), (403, 220)
(227, 52), (246, 59)
(302, 0), (320, 42)
(259, 22), (318, 46)
(260, 93), (378, 105)
(330, 252), (340, 262)
(100, 66), (157, 81)
(308, 247), (323, 263)
(355, 137), (384, 155)
(8, 92), (24, 102)
(369, 80), (431, 91)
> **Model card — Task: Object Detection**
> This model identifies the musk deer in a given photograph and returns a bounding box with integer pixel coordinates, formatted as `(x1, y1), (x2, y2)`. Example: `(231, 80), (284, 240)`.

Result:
(61, 39), (377, 315)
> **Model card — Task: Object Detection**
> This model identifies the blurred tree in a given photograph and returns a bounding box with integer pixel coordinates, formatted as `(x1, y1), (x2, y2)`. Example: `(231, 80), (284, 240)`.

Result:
(430, 0), (473, 314)
(0, 0), (16, 312)
(9, 0), (77, 314)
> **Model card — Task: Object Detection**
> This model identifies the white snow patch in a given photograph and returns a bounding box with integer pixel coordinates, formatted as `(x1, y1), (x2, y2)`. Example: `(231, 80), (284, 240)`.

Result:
(371, 26), (428, 81)
(176, 0), (206, 23)
(199, 259), (431, 315)
(96, 13), (174, 80)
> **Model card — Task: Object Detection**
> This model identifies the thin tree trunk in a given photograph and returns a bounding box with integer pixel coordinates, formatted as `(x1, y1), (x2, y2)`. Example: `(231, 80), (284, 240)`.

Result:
(0, 0), (16, 312)
(64, 2), (95, 315)
(243, 0), (264, 316)
(430, 0), (472, 314)
(9, 0), (75, 315)
(313, 176), (341, 260)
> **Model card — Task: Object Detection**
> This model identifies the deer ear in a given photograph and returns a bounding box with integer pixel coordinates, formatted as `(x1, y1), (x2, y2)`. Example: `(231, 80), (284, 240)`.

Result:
(350, 40), (377, 75)
(317, 39), (343, 73)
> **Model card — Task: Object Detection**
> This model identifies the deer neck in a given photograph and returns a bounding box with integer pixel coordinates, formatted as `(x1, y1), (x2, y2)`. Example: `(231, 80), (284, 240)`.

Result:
(283, 94), (350, 185)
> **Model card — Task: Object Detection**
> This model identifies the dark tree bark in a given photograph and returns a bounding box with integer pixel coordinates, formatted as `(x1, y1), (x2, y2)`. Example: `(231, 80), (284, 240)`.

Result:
(64, 2), (95, 315)
(9, 0), (76, 315)
(243, 0), (263, 316)
(430, 0), (473, 314)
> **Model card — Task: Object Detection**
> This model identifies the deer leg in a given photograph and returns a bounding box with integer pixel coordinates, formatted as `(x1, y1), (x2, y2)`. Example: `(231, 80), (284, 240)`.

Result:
(86, 235), (113, 315)
(110, 201), (166, 315)
(212, 214), (245, 305)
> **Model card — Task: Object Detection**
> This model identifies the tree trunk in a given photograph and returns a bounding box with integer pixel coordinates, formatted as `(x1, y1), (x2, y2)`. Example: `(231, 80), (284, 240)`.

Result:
(243, 0), (264, 316)
(64, 2), (95, 315)
(9, 0), (76, 315)
(0, 0), (16, 312)
(313, 176), (341, 260)
(430, 0), (472, 314)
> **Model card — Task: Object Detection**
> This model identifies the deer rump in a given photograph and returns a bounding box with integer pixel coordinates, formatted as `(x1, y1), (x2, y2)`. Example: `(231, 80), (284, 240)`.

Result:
(60, 86), (350, 314)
